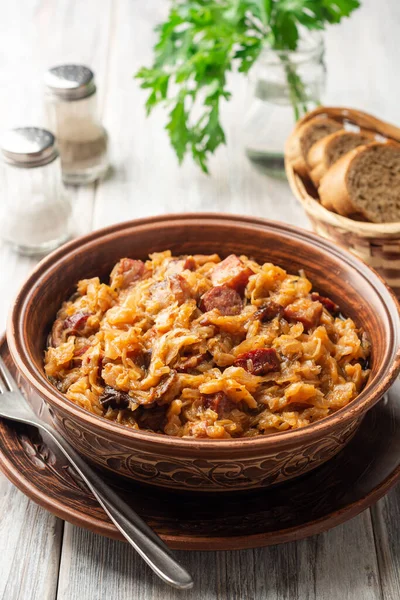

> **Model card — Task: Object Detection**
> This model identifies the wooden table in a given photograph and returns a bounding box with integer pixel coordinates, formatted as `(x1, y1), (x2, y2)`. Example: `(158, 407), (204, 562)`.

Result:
(1, 1), (399, 598)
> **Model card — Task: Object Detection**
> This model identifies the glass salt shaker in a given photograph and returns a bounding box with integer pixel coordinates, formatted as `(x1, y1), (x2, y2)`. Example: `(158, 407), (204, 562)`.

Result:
(0, 127), (71, 255)
(44, 64), (109, 185)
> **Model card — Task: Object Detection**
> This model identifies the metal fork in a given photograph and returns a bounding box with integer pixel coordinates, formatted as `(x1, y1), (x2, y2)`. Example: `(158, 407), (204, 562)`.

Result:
(0, 357), (193, 590)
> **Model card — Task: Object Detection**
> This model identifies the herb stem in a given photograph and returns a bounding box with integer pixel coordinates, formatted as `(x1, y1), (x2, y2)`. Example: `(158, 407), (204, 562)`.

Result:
(280, 53), (309, 122)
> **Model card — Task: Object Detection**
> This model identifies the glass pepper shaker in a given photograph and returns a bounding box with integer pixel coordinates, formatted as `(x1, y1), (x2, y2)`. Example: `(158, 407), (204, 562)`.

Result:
(0, 127), (71, 255)
(44, 64), (109, 185)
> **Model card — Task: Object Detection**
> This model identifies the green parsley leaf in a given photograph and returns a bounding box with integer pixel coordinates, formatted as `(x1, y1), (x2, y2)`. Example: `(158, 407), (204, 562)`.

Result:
(136, 0), (360, 173)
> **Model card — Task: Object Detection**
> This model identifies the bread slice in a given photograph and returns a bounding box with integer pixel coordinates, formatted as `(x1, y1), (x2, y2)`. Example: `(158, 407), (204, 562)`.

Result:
(308, 130), (373, 187)
(319, 142), (400, 223)
(285, 117), (343, 178)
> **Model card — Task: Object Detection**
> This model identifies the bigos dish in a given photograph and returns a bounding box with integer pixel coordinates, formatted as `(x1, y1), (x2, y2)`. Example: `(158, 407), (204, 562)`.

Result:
(44, 251), (370, 439)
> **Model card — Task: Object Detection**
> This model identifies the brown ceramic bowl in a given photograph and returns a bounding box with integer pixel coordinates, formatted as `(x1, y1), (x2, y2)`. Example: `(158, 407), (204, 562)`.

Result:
(7, 214), (400, 492)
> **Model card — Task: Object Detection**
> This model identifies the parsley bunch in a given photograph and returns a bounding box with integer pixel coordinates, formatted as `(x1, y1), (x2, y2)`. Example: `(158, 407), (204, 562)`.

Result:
(136, 0), (360, 173)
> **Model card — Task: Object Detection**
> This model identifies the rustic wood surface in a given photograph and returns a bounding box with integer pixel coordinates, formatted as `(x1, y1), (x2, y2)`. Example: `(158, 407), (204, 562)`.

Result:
(0, 0), (399, 598)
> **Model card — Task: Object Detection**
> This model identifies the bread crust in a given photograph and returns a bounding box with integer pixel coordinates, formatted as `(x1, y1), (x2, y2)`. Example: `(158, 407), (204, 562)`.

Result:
(318, 142), (400, 220)
(307, 134), (330, 188)
(319, 145), (370, 216)
(284, 122), (311, 178)
(308, 130), (372, 188)
(285, 117), (342, 179)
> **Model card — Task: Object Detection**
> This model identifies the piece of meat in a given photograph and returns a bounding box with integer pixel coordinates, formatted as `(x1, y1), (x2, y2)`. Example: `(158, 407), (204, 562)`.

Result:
(166, 257), (196, 274)
(135, 405), (168, 432)
(183, 256), (196, 270)
(254, 301), (284, 322)
(311, 292), (339, 315)
(211, 254), (253, 293)
(137, 349), (152, 370)
(74, 345), (90, 357)
(49, 318), (64, 347)
(50, 311), (91, 347)
(283, 298), (323, 331)
(175, 353), (208, 372)
(99, 386), (131, 410)
(168, 274), (192, 304)
(72, 345), (92, 368)
(199, 285), (242, 316)
(201, 391), (236, 417)
(110, 258), (145, 289)
(154, 370), (180, 404)
(63, 311), (90, 334)
(97, 355), (104, 380)
(234, 348), (280, 375)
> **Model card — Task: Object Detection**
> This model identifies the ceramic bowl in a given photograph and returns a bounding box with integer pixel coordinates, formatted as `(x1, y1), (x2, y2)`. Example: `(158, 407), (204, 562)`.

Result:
(7, 214), (400, 492)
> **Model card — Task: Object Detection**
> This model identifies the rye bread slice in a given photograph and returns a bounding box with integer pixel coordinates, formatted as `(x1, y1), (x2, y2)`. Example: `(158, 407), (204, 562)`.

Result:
(285, 117), (342, 178)
(308, 130), (373, 188)
(319, 142), (400, 223)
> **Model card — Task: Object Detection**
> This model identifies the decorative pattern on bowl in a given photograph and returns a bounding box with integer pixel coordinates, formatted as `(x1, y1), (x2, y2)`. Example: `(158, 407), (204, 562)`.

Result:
(53, 413), (361, 490)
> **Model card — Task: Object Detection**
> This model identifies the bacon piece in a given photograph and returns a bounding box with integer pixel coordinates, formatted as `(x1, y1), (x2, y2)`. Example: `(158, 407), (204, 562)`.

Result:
(254, 301), (284, 322)
(110, 258), (145, 289)
(199, 285), (242, 316)
(211, 254), (253, 293)
(50, 312), (90, 347)
(175, 353), (208, 372)
(201, 392), (236, 417)
(234, 348), (280, 375)
(311, 292), (339, 315)
(99, 386), (130, 410)
(63, 311), (90, 334)
(74, 345), (90, 357)
(283, 298), (323, 331)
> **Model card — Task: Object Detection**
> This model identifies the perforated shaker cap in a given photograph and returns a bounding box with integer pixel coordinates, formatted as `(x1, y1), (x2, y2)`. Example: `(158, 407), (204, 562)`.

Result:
(44, 65), (96, 101)
(0, 127), (58, 168)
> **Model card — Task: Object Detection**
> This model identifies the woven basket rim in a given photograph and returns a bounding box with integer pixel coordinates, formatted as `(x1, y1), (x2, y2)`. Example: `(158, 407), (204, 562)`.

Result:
(285, 106), (400, 236)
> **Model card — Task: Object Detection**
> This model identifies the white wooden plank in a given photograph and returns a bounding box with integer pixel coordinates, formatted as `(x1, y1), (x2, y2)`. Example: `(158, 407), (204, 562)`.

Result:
(371, 487), (400, 600)
(297, 512), (382, 600)
(0, 473), (63, 600)
(56, 511), (381, 600)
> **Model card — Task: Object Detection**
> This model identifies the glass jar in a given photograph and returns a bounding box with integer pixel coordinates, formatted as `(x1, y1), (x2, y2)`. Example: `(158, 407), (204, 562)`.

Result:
(243, 32), (326, 177)
(44, 65), (109, 185)
(0, 127), (71, 255)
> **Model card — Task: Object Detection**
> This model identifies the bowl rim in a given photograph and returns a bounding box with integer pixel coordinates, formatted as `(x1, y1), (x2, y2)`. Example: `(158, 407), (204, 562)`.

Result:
(7, 212), (400, 450)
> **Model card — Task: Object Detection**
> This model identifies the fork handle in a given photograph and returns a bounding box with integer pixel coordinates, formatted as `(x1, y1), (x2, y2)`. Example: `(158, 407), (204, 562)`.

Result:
(38, 422), (193, 589)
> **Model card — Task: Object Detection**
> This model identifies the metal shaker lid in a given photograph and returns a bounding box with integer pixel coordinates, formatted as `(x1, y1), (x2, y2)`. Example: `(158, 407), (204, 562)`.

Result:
(0, 127), (58, 168)
(44, 65), (96, 101)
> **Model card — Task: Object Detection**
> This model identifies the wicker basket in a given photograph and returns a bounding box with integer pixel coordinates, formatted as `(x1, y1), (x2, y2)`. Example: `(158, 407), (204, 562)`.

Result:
(285, 106), (400, 297)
